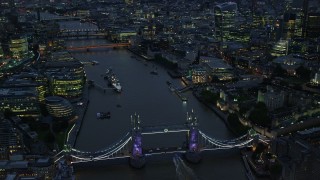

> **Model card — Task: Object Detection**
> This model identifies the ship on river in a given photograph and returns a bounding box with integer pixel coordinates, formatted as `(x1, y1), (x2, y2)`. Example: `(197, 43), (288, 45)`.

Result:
(105, 69), (122, 93)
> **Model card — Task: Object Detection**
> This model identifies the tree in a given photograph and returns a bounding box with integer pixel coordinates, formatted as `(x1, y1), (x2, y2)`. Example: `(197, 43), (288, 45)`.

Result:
(269, 160), (283, 180)
(249, 102), (270, 127)
(211, 75), (220, 83)
(273, 64), (286, 77)
(239, 104), (249, 116)
(52, 121), (68, 133)
(3, 108), (13, 119)
(295, 65), (311, 80)
(45, 132), (55, 143)
(200, 90), (219, 104)
(252, 142), (266, 160)
(227, 113), (249, 135)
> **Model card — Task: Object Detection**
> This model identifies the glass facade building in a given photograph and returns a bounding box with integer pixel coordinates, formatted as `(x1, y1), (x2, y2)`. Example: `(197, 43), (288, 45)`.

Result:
(0, 87), (40, 117)
(45, 96), (74, 120)
(214, 2), (238, 42)
(9, 37), (29, 59)
(45, 61), (85, 99)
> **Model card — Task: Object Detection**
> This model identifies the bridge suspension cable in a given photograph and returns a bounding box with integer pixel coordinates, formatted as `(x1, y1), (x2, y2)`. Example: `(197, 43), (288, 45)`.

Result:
(198, 131), (254, 150)
(70, 132), (132, 162)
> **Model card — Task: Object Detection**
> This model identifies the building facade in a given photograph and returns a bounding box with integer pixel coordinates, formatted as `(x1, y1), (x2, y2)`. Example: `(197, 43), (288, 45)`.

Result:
(0, 87), (40, 117)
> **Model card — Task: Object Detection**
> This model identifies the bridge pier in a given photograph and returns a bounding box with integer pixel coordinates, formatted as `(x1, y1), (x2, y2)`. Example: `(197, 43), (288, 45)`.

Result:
(129, 113), (146, 168)
(185, 110), (201, 163)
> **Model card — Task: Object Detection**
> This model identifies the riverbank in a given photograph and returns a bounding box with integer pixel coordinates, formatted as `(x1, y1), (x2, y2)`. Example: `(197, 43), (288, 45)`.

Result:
(192, 90), (248, 137)
(66, 84), (90, 147)
(192, 91), (230, 128)
(127, 47), (153, 60)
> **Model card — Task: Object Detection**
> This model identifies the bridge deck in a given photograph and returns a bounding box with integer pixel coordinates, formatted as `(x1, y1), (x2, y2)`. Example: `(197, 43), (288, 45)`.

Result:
(66, 43), (130, 50)
(144, 146), (187, 155)
(141, 124), (189, 134)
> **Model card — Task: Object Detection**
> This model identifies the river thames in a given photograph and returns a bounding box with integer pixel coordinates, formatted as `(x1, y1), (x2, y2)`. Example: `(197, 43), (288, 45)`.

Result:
(56, 19), (247, 180)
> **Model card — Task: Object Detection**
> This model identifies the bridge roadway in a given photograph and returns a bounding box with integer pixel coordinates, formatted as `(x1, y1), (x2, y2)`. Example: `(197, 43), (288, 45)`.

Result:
(60, 29), (105, 33)
(66, 43), (131, 50)
(141, 124), (189, 135)
(57, 33), (108, 38)
(57, 29), (108, 38)
(41, 16), (80, 22)
(143, 146), (186, 155)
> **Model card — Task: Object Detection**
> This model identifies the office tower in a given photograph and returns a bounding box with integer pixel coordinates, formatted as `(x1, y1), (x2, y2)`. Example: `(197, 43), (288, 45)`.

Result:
(214, 2), (238, 42)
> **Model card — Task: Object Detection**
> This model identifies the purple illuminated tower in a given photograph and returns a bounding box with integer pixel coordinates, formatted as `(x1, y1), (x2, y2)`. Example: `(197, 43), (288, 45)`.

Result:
(129, 113), (146, 168)
(185, 110), (201, 163)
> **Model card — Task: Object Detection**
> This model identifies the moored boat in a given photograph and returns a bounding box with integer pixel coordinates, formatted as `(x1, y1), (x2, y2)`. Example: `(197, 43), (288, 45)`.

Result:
(112, 82), (122, 93)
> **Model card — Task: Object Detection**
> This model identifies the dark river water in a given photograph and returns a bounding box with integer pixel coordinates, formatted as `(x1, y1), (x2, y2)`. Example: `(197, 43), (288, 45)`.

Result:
(53, 16), (247, 180)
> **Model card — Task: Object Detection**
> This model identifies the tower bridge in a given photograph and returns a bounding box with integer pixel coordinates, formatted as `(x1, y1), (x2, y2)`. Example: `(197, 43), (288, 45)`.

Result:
(55, 111), (263, 169)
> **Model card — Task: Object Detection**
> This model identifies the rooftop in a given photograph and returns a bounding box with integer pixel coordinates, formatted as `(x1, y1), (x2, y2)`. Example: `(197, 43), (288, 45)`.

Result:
(200, 56), (233, 70)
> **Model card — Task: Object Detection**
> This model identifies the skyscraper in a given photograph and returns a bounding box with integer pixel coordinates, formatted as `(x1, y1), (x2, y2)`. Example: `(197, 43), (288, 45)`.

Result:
(302, 0), (309, 38)
(214, 2), (238, 42)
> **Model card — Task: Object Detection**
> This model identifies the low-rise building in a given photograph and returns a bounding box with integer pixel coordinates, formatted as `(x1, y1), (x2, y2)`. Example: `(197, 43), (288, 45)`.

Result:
(257, 86), (285, 111)
(200, 56), (234, 81)
(0, 87), (40, 117)
(271, 136), (320, 180)
(0, 118), (25, 160)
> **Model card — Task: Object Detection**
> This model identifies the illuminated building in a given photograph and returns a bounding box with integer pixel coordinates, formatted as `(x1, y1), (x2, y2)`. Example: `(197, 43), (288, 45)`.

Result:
(214, 2), (238, 42)
(271, 39), (289, 57)
(0, 118), (24, 161)
(289, 38), (308, 54)
(200, 56), (234, 81)
(311, 70), (320, 85)
(0, 36), (33, 71)
(9, 36), (30, 59)
(3, 73), (48, 103)
(77, 9), (90, 17)
(0, 158), (54, 179)
(306, 13), (320, 39)
(281, 13), (298, 40)
(0, 15), (7, 23)
(49, 74), (84, 99)
(0, 45), (5, 70)
(45, 60), (85, 99)
(45, 96), (74, 120)
(191, 67), (208, 84)
(29, 157), (54, 179)
(0, 87), (40, 117)
(125, 0), (133, 4)
(118, 30), (137, 42)
(0, 45), (3, 58)
(273, 55), (304, 75)
(229, 28), (250, 43)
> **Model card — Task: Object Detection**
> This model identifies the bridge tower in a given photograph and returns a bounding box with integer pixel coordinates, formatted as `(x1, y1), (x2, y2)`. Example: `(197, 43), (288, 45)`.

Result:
(185, 110), (201, 163)
(129, 113), (146, 168)
(62, 144), (73, 162)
